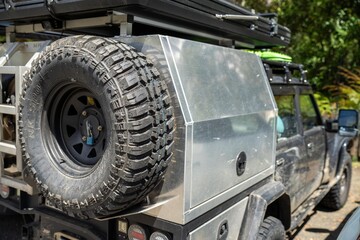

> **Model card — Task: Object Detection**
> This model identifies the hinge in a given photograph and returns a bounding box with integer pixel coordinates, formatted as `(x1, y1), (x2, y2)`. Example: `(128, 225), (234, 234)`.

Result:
(259, 13), (278, 36)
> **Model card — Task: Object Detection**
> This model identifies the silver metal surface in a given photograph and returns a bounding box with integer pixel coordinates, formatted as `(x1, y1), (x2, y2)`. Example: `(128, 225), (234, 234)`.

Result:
(6, 13), (131, 35)
(0, 43), (18, 65)
(189, 197), (248, 240)
(215, 14), (259, 21)
(0, 176), (33, 193)
(121, 35), (277, 224)
(0, 141), (16, 155)
(190, 113), (275, 208)
(0, 105), (15, 115)
(337, 207), (360, 240)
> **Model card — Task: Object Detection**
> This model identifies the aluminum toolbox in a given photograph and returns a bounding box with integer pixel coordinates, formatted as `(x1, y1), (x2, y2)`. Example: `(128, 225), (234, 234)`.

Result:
(0, 0), (290, 47)
(120, 35), (277, 224)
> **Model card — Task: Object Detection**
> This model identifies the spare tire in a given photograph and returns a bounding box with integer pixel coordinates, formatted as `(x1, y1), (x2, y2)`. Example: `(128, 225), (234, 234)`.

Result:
(19, 35), (175, 219)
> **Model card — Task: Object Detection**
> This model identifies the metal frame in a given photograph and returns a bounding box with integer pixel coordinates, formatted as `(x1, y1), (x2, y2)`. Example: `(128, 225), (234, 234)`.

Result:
(5, 12), (133, 39)
(0, 14), (133, 194)
(0, 0), (291, 47)
(0, 41), (50, 195)
(263, 60), (308, 84)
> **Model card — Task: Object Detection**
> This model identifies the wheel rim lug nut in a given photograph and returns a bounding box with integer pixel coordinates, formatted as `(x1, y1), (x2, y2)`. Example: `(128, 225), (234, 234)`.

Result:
(82, 136), (87, 142)
(82, 111), (87, 116)
(98, 126), (102, 131)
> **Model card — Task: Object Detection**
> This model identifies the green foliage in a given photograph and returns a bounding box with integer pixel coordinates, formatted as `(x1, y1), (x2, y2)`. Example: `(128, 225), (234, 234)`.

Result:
(325, 68), (360, 109)
(234, 0), (360, 113)
(278, 0), (360, 90)
(314, 93), (334, 118)
(232, 0), (280, 13)
(234, 0), (360, 86)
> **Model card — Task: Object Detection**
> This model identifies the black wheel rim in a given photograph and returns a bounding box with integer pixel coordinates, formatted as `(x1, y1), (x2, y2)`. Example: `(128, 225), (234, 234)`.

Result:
(47, 85), (107, 166)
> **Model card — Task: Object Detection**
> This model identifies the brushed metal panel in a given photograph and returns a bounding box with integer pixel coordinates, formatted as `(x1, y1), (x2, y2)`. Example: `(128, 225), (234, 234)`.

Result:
(166, 37), (275, 121)
(121, 35), (276, 224)
(190, 112), (275, 208)
(189, 197), (248, 240)
(163, 37), (276, 208)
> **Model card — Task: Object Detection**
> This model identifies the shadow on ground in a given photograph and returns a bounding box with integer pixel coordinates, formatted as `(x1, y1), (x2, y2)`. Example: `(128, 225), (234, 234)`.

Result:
(290, 207), (357, 240)
(290, 165), (360, 240)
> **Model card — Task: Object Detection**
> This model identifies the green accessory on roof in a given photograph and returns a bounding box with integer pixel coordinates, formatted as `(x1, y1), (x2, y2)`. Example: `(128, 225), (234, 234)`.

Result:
(247, 51), (292, 62)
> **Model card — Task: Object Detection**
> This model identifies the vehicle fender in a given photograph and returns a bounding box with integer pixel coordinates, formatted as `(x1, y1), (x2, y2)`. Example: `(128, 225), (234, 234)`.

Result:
(334, 141), (352, 182)
(327, 133), (354, 183)
(238, 180), (290, 240)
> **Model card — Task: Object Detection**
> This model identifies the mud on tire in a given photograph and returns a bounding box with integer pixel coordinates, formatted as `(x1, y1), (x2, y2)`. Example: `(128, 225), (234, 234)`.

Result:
(19, 35), (175, 219)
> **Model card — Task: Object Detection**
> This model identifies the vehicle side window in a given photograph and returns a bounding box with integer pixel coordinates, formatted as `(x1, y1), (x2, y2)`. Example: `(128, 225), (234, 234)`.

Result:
(275, 95), (298, 138)
(300, 95), (320, 131)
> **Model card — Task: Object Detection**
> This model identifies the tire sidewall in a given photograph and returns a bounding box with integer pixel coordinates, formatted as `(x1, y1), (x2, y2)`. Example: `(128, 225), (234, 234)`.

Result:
(21, 46), (117, 204)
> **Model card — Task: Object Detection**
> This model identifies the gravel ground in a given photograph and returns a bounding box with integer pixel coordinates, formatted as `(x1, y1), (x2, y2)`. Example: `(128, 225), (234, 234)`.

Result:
(291, 163), (360, 240)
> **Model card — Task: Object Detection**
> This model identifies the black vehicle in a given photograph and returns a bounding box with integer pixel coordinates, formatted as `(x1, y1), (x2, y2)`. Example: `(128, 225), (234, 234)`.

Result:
(264, 60), (356, 234)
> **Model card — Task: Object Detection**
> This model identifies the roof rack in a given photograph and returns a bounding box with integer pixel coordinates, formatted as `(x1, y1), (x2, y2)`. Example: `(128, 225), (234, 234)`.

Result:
(263, 60), (308, 84)
(0, 0), (290, 48)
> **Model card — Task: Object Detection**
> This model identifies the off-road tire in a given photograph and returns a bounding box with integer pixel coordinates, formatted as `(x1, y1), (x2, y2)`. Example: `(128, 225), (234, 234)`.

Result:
(257, 216), (286, 240)
(321, 163), (351, 210)
(19, 35), (174, 219)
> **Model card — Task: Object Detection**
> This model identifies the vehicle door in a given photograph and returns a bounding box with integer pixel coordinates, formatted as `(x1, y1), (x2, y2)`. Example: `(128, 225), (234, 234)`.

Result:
(299, 91), (326, 194)
(273, 85), (309, 211)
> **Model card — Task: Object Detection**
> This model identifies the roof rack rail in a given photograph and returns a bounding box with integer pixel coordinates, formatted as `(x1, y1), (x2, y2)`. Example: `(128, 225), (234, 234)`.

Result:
(263, 60), (308, 84)
(0, 0), (291, 48)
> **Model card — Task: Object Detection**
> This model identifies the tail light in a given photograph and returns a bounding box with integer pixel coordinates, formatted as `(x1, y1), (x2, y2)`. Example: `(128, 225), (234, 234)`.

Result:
(0, 184), (10, 199)
(128, 224), (148, 240)
(150, 231), (171, 240)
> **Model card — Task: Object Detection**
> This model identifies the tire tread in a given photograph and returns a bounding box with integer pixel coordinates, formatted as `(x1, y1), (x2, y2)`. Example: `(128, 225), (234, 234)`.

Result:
(257, 216), (285, 240)
(321, 164), (351, 210)
(19, 35), (175, 219)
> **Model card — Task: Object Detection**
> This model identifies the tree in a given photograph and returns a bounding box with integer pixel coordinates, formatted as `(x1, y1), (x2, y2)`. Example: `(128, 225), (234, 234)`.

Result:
(235, 0), (360, 92)
(277, 0), (360, 89)
(326, 68), (360, 109)
(234, 0), (360, 160)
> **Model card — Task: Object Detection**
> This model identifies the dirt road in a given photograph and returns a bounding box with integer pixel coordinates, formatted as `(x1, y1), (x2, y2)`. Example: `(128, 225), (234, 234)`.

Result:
(291, 163), (360, 240)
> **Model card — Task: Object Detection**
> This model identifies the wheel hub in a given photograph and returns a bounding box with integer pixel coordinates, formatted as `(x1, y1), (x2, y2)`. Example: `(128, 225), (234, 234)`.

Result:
(48, 86), (107, 166)
(80, 110), (103, 143)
